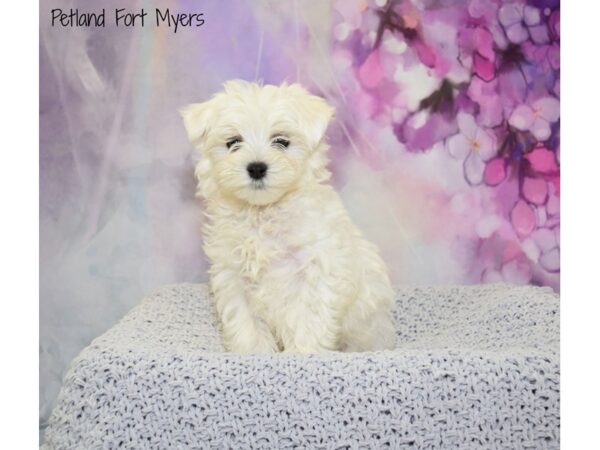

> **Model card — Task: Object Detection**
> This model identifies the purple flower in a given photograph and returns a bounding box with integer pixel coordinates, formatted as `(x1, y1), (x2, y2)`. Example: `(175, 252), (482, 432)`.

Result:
(498, 3), (549, 45)
(522, 226), (560, 273)
(467, 77), (504, 127)
(468, 0), (499, 24)
(509, 96), (560, 141)
(446, 113), (497, 185)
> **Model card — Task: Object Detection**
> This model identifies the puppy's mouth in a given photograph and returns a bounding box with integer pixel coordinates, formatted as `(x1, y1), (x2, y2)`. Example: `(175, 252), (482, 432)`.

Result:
(250, 179), (266, 190)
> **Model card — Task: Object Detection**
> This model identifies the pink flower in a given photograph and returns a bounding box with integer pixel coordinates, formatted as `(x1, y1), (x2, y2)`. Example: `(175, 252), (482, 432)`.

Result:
(482, 255), (532, 285)
(411, 38), (437, 69)
(446, 113), (497, 185)
(511, 199), (536, 237)
(525, 146), (559, 174)
(484, 157), (507, 186)
(473, 53), (495, 81)
(522, 177), (548, 205)
(509, 96), (560, 141)
(358, 50), (384, 89)
(458, 27), (496, 81)
(479, 235), (533, 285)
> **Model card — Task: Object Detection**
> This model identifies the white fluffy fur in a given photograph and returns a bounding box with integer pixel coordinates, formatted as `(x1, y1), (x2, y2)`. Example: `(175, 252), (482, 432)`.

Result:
(181, 80), (396, 353)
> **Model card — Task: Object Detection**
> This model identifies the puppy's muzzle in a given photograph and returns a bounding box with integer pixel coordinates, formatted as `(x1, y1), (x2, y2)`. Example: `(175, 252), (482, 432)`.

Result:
(247, 162), (268, 180)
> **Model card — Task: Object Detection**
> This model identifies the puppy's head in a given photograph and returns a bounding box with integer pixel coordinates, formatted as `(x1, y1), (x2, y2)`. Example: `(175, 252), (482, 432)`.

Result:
(181, 81), (334, 206)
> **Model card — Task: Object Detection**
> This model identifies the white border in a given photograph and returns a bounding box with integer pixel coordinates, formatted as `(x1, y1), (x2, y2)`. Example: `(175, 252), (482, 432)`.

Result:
(561, 1), (600, 448)
(0, 0), (39, 446)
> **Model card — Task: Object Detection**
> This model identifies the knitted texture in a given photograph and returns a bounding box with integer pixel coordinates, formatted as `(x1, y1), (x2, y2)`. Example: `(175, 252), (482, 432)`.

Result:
(43, 283), (559, 449)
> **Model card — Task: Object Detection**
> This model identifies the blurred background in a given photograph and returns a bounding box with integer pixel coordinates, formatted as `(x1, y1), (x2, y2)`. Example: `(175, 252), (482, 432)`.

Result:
(40, 0), (560, 432)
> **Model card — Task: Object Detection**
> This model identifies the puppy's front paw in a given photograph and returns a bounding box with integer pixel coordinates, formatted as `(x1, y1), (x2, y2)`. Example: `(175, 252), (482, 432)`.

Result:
(282, 345), (333, 355)
(225, 322), (279, 354)
(281, 339), (337, 354)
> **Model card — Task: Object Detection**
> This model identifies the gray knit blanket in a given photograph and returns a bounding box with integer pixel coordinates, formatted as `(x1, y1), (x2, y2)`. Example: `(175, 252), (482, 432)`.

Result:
(43, 283), (559, 449)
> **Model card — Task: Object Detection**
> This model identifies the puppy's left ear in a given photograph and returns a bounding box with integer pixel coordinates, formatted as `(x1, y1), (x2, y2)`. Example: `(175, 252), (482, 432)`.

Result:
(180, 102), (213, 148)
(288, 84), (335, 148)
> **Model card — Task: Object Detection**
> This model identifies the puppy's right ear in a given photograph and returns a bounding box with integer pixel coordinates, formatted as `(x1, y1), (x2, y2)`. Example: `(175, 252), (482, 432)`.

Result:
(180, 102), (212, 148)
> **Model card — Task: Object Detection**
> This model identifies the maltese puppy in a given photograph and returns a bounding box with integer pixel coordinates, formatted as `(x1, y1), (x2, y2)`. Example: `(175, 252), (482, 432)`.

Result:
(181, 80), (395, 353)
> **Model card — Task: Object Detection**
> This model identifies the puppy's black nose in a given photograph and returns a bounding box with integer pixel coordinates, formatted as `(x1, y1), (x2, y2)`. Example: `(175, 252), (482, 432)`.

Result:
(247, 162), (268, 180)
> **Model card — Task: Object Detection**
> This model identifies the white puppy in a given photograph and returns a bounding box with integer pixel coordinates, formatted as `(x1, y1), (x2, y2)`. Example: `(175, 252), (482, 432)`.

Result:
(181, 80), (396, 353)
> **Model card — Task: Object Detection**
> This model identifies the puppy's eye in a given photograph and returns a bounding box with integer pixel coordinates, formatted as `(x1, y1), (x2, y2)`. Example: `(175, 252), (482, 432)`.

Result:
(272, 137), (290, 149)
(226, 137), (242, 150)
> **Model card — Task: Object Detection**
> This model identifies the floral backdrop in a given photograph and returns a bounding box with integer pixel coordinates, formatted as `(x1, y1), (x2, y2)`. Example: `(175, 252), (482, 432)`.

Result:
(40, 0), (559, 431)
(329, 0), (559, 290)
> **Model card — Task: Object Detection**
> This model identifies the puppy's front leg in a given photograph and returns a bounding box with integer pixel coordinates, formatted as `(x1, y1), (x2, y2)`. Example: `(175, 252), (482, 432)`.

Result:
(277, 281), (341, 354)
(211, 270), (278, 353)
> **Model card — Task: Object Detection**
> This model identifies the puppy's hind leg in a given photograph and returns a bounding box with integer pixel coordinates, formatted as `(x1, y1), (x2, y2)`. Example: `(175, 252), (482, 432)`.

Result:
(341, 271), (396, 352)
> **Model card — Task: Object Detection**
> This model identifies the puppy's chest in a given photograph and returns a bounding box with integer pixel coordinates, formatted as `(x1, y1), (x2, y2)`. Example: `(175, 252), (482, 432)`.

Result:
(238, 222), (290, 280)
(211, 212), (306, 281)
